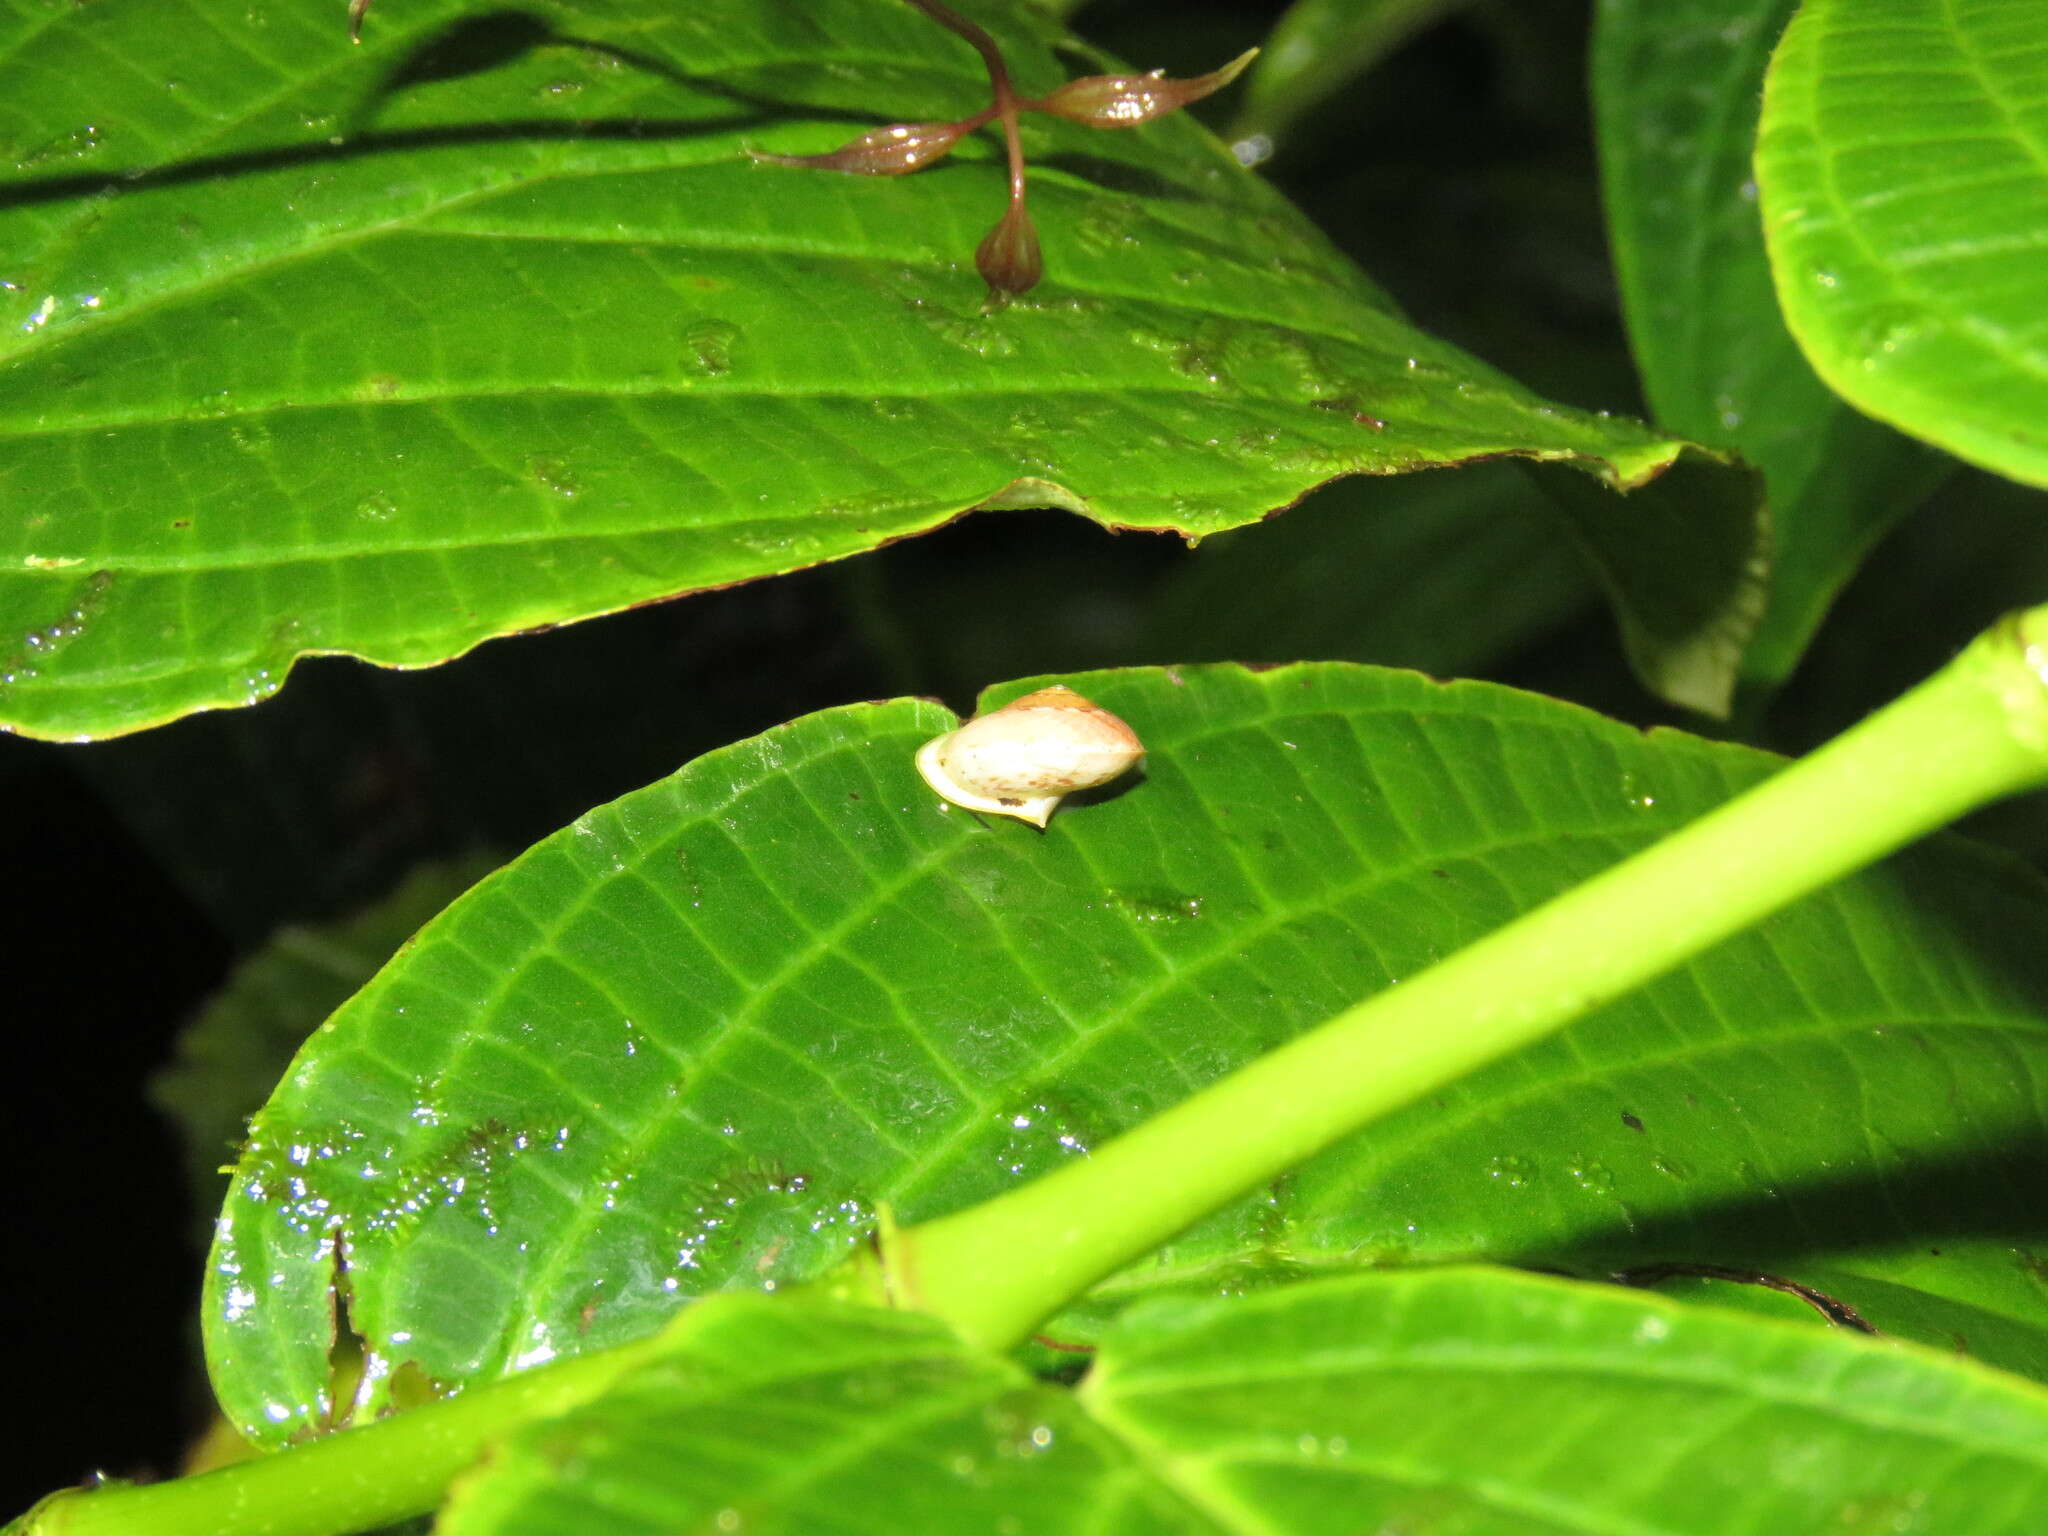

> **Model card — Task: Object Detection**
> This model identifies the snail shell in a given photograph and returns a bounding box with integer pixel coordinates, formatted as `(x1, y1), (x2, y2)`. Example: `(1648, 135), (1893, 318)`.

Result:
(916, 686), (1144, 827)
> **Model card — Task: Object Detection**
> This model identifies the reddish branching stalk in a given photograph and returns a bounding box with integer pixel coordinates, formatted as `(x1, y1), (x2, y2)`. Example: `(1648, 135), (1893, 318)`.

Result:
(344, 0), (1252, 298)
(896, 0), (1038, 295)
(753, 0), (1254, 300)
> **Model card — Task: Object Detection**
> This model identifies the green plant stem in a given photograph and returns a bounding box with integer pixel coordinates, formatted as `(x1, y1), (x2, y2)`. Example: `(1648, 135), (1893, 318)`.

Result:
(18, 607), (2048, 1536)
(894, 603), (2048, 1352)
(6, 1339), (662, 1536)
(1232, 0), (1467, 146)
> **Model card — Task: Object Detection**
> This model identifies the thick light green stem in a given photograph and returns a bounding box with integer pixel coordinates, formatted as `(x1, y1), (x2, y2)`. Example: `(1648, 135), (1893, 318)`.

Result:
(896, 604), (2048, 1351)
(6, 1241), (893, 1536)
(1231, 0), (1465, 146)
(7, 1341), (659, 1536)
(18, 607), (2048, 1536)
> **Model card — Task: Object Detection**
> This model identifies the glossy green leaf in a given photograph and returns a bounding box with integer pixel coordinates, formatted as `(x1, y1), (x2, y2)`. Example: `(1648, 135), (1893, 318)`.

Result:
(1594, 0), (1951, 687)
(205, 662), (2048, 1444)
(151, 857), (498, 1228)
(1632, 1264), (2048, 1381)
(440, 1269), (2048, 1535)
(1756, 0), (2048, 489)
(0, 0), (1758, 741)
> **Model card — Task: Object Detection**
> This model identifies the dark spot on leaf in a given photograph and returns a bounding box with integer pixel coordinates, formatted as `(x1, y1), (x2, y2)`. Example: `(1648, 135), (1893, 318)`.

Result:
(1030, 1333), (1095, 1354)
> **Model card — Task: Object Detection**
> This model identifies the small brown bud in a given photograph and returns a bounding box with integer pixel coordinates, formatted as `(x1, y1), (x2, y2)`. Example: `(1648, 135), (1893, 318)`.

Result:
(748, 120), (973, 177)
(1033, 48), (1257, 129)
(976, 199), (1043, 297)
(347, 0), (374, 42)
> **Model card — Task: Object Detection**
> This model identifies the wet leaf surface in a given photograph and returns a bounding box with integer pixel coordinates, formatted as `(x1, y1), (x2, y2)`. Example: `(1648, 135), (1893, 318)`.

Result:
(438, 1271), (2048, 1535)
(0, 0), (1757, 739)
(1757, 0), (2048, 489)
(205, 663), (2048, 1442)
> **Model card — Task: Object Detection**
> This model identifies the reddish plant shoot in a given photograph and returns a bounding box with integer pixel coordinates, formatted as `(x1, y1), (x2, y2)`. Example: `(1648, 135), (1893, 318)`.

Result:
(1031, 50), (1257, 129)
(749, 119), (983, 177)
(755, 1), (1254, 299)
(344, 0), (1252, 298)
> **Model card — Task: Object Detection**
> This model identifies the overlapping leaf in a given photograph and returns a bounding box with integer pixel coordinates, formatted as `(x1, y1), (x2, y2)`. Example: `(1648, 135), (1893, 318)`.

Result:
(206, 663), (2048, 1444)
(1594, 0), (1949, 687)
(439, 1270), (2048, 1535)
(151, 857), (498, 1228)
(1756, 0), (2048, 488)
(850, 462), (1596, 704)
(0, 0), (1759, 740)
(1127, 464), (1598, 677)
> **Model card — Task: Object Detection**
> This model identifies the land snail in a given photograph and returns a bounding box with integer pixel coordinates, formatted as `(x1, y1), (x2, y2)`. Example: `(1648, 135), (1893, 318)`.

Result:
(917, 686), (1144, 827)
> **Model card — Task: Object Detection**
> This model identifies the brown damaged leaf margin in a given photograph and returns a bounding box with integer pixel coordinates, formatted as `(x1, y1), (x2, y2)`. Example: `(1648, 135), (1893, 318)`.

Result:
(2, 434), (1760, 743)
(1615, 1262), (1881, 1334)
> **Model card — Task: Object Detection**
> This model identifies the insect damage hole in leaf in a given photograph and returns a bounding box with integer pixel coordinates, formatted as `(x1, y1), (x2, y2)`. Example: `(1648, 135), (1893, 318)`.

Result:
(323, 1228), (454, 1429)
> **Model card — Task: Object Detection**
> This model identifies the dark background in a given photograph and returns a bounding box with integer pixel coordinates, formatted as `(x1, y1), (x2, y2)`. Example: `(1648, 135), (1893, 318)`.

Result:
(7, 0), (2046, 1515)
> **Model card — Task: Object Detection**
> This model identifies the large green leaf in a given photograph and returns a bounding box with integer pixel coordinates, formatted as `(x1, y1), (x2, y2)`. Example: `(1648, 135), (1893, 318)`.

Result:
(439, 1269), (2048, 1535)
(1594, 0), (1950, 687)
(151, 857), (498, 1230)
(206, 663), (2048, 1444)
(0, 0), (1757, 741)
(1756, 0), (2048, 489)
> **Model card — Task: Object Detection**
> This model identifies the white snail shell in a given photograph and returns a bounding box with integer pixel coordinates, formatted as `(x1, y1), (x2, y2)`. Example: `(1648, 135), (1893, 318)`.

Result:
(916, 685), (1144, 827)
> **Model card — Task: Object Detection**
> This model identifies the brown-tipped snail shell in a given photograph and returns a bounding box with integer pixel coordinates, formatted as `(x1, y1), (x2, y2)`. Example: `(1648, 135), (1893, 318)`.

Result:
(916, 686), (1144, 827)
